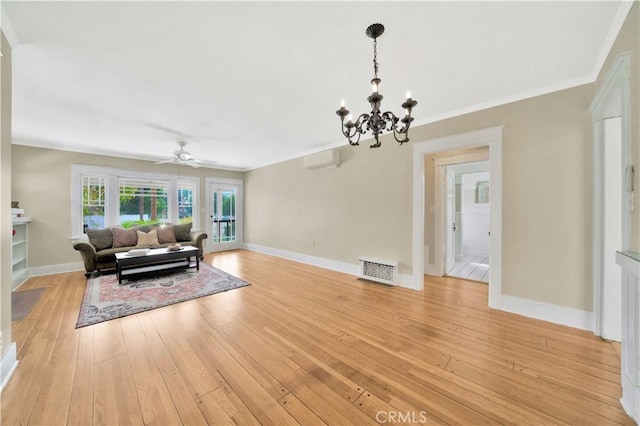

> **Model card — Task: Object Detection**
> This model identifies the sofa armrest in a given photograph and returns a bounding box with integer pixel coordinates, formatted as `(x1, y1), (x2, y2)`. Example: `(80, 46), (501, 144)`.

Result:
(73, 241), (98, 275)
(189, 230), (208, 258)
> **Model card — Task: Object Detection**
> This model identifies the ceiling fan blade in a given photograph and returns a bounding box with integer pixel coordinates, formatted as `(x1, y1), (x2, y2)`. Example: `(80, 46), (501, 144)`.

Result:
(187, 161), (201, 168)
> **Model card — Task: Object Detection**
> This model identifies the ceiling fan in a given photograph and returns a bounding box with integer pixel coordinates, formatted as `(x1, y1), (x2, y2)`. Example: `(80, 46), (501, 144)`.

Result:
(154, 141), (201, 168)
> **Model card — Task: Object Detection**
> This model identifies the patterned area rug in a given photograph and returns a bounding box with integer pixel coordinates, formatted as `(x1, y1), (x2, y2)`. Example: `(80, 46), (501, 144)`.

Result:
(76, 263), (250, 328)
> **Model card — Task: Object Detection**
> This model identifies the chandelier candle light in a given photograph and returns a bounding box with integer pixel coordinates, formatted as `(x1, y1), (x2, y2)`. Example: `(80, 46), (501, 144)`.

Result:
(336, 23), (418, 148)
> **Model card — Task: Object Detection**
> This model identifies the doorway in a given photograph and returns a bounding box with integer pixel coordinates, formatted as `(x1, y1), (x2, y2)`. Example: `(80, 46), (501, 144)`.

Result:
(444, 162), (491, 282)
(206, 178), (243, 253)
(411, 125), (503, 307)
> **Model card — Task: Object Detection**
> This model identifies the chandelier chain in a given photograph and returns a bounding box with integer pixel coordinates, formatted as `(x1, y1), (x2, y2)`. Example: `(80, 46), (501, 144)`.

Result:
(373, 38), (379, 79)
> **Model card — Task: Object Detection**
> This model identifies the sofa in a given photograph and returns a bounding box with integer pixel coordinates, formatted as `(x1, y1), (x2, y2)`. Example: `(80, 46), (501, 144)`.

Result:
(73, 222), (208, 276)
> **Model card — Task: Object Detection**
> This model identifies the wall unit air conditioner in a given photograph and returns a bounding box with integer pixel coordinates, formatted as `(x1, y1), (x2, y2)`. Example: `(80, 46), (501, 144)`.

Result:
(303, 149), (340, 169)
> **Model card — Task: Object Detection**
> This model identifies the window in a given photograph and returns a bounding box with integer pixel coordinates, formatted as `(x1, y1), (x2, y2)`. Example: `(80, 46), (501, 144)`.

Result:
(119, 178), (169, 227)
(71, 165), (199, 236)
(82, 175), (106, 230)
(177, 181), (194, 224)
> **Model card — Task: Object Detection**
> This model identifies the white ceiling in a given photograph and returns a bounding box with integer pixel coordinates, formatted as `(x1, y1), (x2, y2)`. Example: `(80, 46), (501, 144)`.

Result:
(1, 1), (632, 170)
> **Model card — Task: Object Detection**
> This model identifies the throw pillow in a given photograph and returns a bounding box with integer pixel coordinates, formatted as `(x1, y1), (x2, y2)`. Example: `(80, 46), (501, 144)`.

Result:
(174, 222), (192, 242)
(136, 229), (159, 247)
(152, 225), (177, 244)
(112, 227), (139, 248)
(86, 227), (113, 250)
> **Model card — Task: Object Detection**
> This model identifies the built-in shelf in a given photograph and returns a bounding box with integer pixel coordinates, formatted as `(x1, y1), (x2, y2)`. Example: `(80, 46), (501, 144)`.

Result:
(11, 218), (31, 290)
(11, 256), (26, 267)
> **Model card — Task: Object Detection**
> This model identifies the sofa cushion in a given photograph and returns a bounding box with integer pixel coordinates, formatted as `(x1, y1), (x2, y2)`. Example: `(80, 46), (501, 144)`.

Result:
(137, 229), (159, 247)
(86, 227), (113, 250)
(152, 225), (177, 244)
(112, 227), (139, 248)
(174, 222), (192, 242)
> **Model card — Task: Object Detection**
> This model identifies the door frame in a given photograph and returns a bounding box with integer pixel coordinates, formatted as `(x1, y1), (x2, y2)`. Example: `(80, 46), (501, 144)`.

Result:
(412, 125), (503, 308)
(205, 177), (244, 253)
(445, 166), (456, 274)
(590, 52), (631, 337)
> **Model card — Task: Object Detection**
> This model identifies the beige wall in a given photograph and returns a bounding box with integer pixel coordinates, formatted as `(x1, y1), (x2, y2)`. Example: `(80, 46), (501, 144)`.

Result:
(11, 145), (242, 269)
(245, 142), (414, 275)
(1, 31), (13, 355)
(594, 2), (640, 251)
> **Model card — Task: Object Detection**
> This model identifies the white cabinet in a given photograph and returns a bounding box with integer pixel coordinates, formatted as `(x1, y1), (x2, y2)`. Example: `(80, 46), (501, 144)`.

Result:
(616, 250), (640, 423)
(11, 218), (31, 289)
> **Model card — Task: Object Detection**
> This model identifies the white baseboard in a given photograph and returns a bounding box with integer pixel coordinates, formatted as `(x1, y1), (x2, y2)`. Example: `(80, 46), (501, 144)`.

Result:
(1, 342), (18, 391)
(243, 243), (416, 290)
(28, 262), (84, 278)
(12, 262), (85, 290)
(500, 295), (593, 331)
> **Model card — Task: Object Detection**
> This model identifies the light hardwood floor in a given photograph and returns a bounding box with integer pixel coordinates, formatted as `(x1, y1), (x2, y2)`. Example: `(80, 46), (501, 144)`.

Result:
(1, 250), (632, 425)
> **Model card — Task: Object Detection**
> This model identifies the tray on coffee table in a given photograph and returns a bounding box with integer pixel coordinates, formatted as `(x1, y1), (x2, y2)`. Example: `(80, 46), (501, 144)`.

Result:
(115, 245), (199, 284)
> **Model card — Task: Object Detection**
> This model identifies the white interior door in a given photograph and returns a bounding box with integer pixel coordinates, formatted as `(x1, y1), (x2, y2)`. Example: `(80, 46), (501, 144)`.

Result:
(445, 167), (456, 273)
(207, 179), (243, 253)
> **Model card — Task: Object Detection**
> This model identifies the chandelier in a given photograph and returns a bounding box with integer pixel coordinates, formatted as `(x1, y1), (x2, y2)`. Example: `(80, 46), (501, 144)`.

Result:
(336, 23), (417, 148)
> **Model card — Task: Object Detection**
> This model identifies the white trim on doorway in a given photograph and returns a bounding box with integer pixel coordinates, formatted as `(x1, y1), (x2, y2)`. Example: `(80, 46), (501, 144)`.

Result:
(590, 51), (632, 338)
(412, 125), (503, 308)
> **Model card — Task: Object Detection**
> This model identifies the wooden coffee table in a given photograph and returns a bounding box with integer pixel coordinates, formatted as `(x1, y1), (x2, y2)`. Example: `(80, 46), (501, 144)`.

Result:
(115, 245), (199, 284)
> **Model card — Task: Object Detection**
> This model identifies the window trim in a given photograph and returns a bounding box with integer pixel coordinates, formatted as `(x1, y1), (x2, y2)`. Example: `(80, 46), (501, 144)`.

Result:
(71, 164), (199, 239)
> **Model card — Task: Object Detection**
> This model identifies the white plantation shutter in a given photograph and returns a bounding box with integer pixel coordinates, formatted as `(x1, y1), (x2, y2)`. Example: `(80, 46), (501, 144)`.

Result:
(119, 178), (169, 197)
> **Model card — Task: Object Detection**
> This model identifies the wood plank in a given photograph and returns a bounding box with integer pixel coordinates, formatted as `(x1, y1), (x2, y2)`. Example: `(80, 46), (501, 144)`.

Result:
(68, 326), (94, 426)
(196, 383), (261, 425)
(195, 330), (299, 425)
(92, 354), (143, 425)
(139, 338), (209, 425)
(192, 324), (291, 401)
(155, 328), (225, 398)
(127, 345), (183, 425)
(278, 392), (327, 425)
(217, 320), (378, 425)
